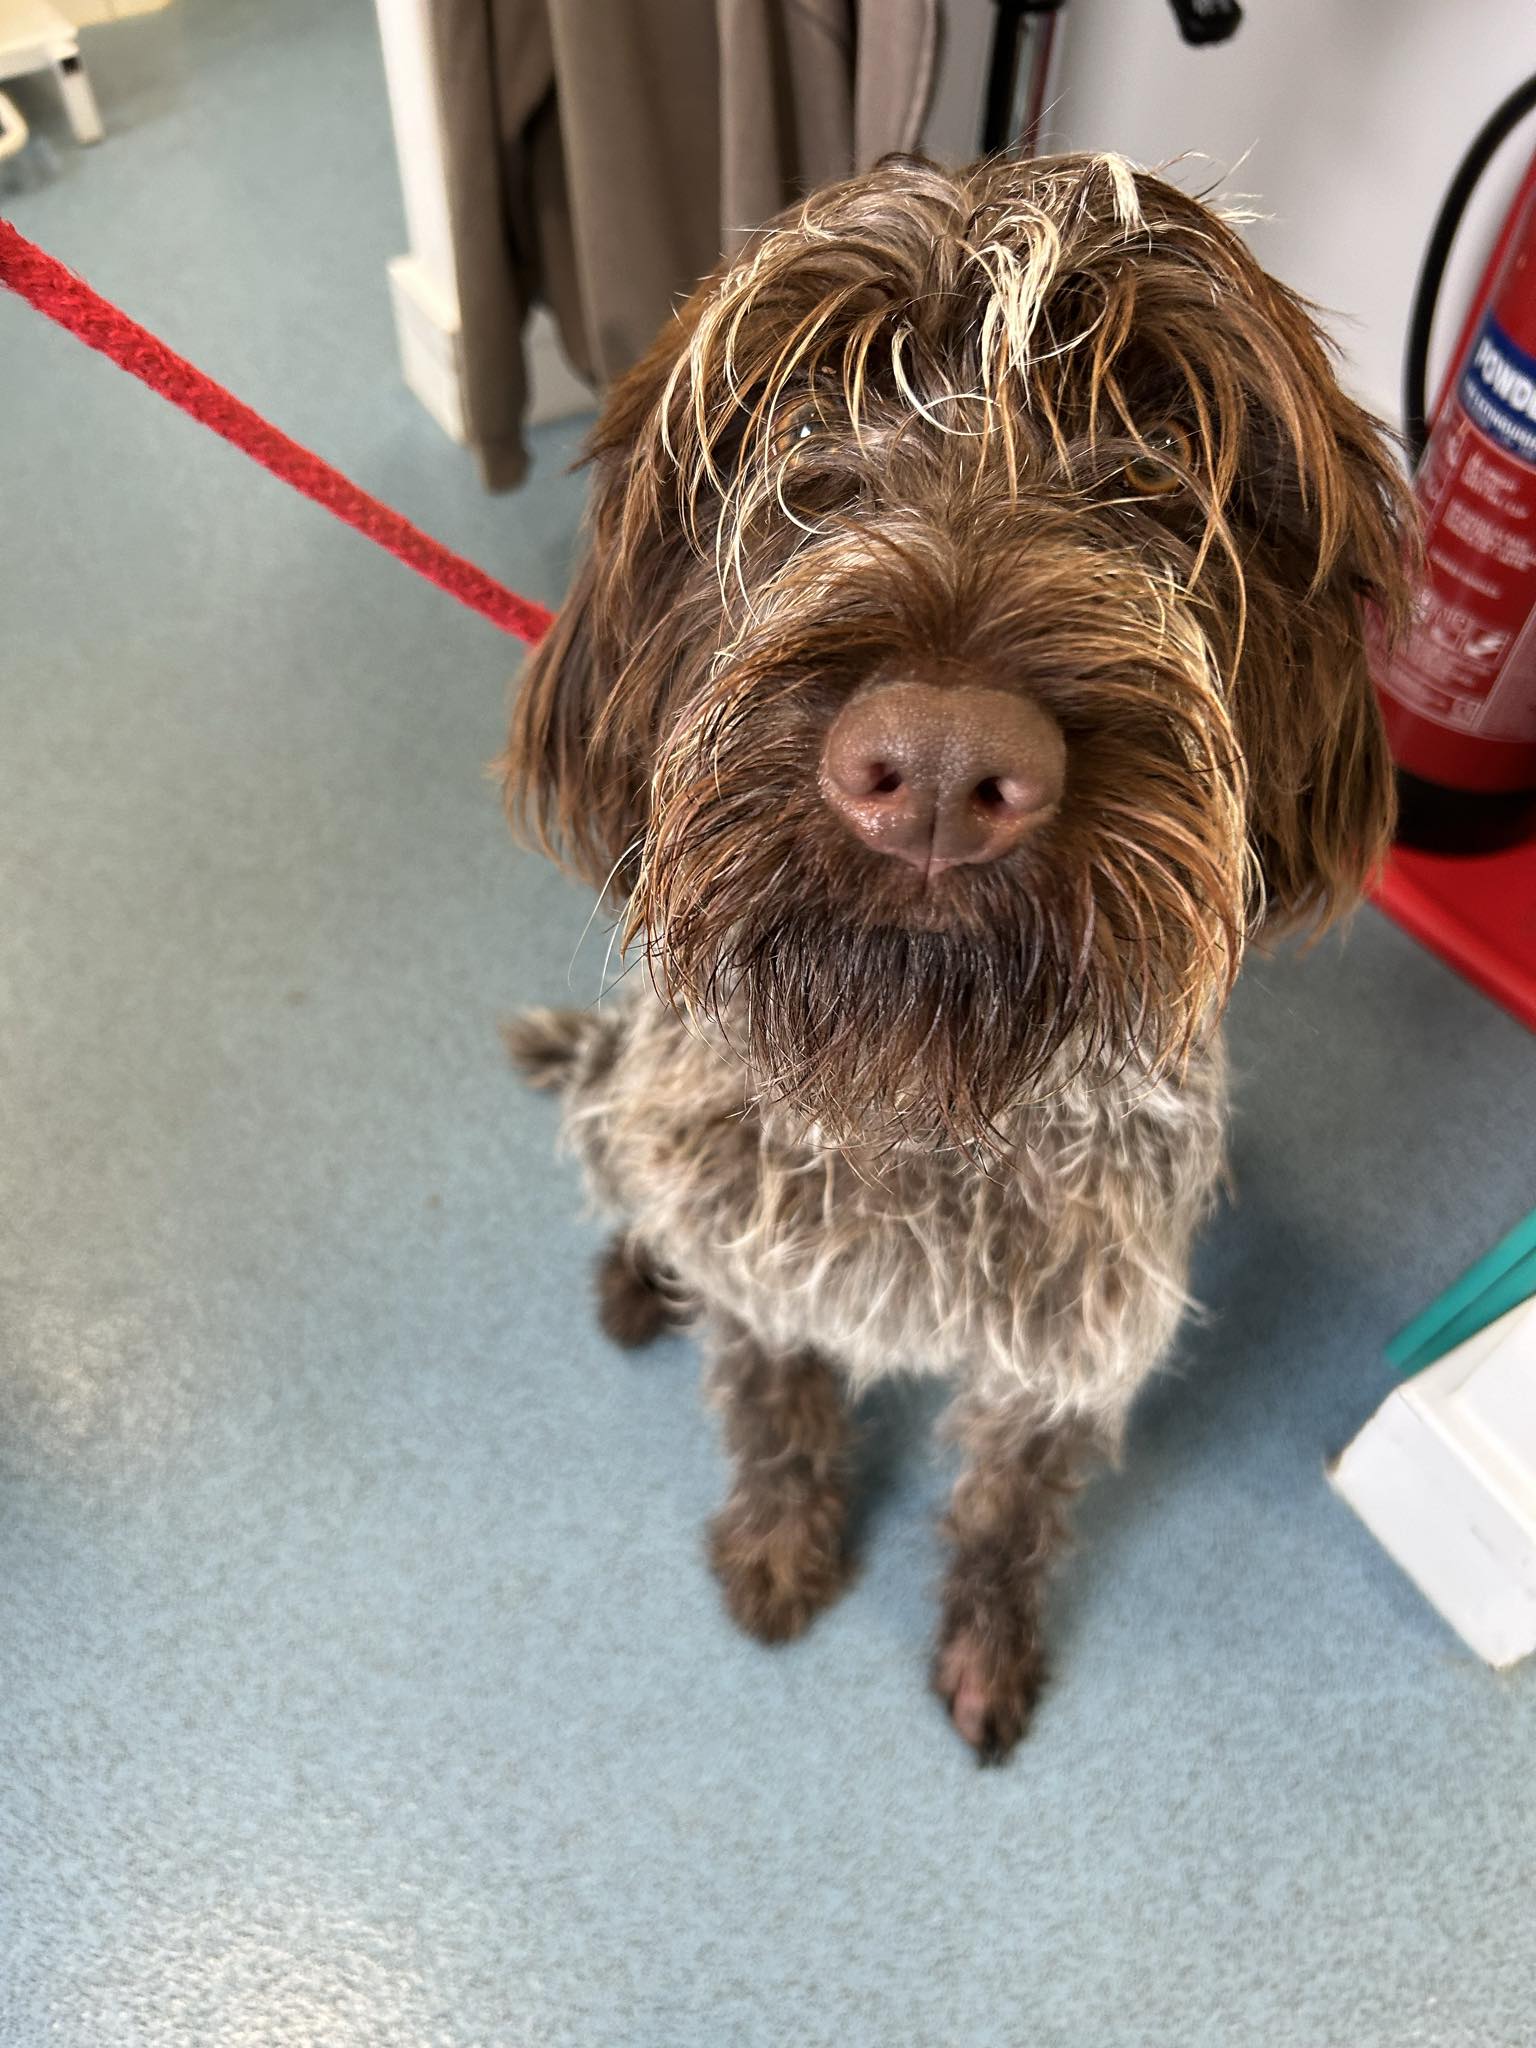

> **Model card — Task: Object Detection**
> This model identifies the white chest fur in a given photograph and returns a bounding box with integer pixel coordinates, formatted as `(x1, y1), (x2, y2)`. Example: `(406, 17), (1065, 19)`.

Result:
(553, 990), (1228, 1436)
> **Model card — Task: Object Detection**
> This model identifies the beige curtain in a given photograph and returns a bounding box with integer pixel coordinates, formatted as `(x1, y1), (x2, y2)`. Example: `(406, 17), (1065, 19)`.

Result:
(424, 0), (939, 487)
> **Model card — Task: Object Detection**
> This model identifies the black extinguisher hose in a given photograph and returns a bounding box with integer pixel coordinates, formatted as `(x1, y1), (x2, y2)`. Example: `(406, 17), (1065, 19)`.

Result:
(1404, 72), (1536, 468)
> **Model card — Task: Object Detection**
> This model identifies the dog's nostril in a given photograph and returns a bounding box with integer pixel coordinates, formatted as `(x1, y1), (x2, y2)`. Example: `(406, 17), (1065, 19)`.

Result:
(973, 775), (1042, 815)
(870, 768), (903, 796)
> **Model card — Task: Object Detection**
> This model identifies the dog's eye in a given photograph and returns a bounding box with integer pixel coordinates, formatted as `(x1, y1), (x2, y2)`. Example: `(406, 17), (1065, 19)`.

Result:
(1122, 425), (1192, 497)
(771, 404), (837, 461)
(763, 398), (856, 504)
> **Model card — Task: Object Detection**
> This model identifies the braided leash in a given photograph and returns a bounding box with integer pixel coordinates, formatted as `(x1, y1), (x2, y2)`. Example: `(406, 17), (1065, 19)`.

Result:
(0, 218), (555, 645)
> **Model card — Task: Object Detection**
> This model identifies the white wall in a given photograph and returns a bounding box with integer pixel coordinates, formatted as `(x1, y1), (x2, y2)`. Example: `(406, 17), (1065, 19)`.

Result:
(929, 0), (1536, 429)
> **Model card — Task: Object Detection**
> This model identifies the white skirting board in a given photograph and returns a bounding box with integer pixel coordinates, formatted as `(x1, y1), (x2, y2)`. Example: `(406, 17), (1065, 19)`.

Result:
(1331, 1299), (1536, 1668)
(386, 252), (465, 443)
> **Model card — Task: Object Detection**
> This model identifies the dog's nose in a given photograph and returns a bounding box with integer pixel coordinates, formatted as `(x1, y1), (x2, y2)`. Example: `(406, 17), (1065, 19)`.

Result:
(820, 682), (1065, 873)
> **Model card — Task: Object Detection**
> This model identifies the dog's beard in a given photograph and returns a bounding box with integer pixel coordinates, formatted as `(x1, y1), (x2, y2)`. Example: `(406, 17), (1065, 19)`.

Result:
(707, 904), (1103, 1149)
(631, 796), (1243, 1153)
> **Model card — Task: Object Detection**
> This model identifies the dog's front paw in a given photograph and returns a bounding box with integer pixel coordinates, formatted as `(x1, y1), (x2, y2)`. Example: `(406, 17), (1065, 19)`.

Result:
(707, 1496), (852, 1645)
(932, 1620), (1046, 1765)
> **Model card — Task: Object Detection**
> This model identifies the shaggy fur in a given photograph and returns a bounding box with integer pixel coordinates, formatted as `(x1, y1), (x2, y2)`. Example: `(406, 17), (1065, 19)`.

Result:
(593, 1236), (686, 1348)
(499, 152), (1413, 1759)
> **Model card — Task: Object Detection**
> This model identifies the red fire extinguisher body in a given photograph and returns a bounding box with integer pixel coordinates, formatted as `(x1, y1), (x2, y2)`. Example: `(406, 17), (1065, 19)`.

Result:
(1379, 184), (1536, 800)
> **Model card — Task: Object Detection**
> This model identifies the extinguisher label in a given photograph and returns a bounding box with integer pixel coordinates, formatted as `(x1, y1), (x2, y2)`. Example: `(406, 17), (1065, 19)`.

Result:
(1461, 318), (1536, 465)
(1378, 311), (1536, 746)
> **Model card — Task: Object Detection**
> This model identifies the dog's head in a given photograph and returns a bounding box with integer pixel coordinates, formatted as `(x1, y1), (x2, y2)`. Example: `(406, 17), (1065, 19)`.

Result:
(505, 153), (1412, 1147)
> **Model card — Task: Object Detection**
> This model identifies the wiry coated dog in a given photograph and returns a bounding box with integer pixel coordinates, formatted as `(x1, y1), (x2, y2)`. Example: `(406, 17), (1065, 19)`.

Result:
(500, 153), (1412, 1760)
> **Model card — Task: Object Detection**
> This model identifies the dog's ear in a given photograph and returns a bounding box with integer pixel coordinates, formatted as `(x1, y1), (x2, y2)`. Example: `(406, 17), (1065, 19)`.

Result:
(500, 539), (643, 891)
(501, 302), (710, 895)
(1229, 296), (1416, 936)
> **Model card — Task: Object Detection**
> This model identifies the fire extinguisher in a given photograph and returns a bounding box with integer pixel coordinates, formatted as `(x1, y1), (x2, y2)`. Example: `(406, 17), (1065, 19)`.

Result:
(1381, 75), (1536, 854)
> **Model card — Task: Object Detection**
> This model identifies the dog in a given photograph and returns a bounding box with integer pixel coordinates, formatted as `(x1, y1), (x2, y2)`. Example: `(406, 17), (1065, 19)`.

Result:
(499, 152), (1413, 1761)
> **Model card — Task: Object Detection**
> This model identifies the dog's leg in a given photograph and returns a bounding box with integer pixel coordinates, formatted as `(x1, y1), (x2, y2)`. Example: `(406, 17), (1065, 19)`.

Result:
(595, 1235), (689, 1348)
(705, 1317), (854, 1644)
(933, 1404), (1104, 1763)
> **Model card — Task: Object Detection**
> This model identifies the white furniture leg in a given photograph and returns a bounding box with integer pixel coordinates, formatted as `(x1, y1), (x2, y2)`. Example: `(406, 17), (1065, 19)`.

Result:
(0, 85), (27, 159)
(0, 3), (105, 150)
(53, 45), (101, 144)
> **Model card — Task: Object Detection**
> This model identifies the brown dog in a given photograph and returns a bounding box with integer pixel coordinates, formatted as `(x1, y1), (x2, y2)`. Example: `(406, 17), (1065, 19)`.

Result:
(501, 153), (1412, 1760)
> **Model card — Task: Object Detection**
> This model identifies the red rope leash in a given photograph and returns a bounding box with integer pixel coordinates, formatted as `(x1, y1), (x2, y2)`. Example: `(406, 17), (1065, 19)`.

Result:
(0, 218), (555, 645)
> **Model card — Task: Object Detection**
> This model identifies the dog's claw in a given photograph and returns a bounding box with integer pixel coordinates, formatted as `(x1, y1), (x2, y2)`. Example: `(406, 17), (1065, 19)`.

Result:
(933, 1627), (1044, 1763)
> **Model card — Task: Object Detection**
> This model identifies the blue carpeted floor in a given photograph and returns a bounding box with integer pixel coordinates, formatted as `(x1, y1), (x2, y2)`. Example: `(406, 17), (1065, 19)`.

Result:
(2, 6), (1533, 2043)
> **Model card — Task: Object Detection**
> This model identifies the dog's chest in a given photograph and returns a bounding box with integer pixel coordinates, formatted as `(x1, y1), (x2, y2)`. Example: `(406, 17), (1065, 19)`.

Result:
(560, 991), (1226, 1415)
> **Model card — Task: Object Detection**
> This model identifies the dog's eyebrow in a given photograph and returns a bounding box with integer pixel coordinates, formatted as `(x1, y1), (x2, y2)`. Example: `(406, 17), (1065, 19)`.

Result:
(889, 324), (991, 437)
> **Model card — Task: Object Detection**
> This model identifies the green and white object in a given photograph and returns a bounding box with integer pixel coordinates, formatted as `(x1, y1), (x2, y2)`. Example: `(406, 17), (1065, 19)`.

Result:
(1332, 1293), (1536, 1669)
(1385, 1206), (1536, 1377)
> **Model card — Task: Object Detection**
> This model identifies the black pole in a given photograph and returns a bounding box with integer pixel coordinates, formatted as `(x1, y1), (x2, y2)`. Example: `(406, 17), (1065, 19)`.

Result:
(981, 2), (1029, 156)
